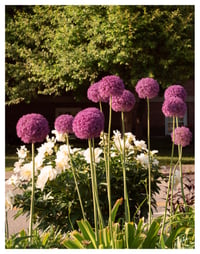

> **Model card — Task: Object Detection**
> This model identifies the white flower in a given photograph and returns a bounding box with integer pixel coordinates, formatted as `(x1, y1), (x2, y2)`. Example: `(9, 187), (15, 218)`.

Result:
(55, 146), (70, 173)
(136, 153), (149, 167)
(43, 192), (54, 201)
(151, 150), (159, 155)
(6, 174), (20, 187)
(19, 162), (33, 181)
(16, 145), (28, 159)
(83, 148), (103, 164)
(125, 132), (136, 144)
(36, 165), (57, 191)
(37, 139), (55, 158)
(152, 159), (159, 166)
(5, 190), (14, 211)
(13, 159), (24, 173)
(52, 130), (67, 142)
(134, 140), (147, 151)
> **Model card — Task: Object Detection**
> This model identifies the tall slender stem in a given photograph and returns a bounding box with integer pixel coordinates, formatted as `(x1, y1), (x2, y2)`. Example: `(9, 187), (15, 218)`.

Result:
(147, 98), (151, 226)
(160, 116), (175, 242)
(121, 111), (130, 222)
(66, 134), (86, 220)
(175, 117), (186, 206)
(92, 138), (104, 229)
(179, 145), (186, 206)
(29, 143), (35, 242)
(88, 138), (98, 241)
(5, 211), (9, 239)
(99, 101), (108, 183)
(107, 96), (113, 248)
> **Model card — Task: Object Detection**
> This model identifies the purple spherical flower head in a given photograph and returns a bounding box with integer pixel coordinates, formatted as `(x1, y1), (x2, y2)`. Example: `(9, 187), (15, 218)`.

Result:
(87, 82), (109, 103)
(16, 113), (49, 144)
(111, 89), (136, 112)
(54, 114), (74, 134)
(164, 84), (187, 101)
(135, 77), (159, 99)
(98, 75), (125, 98)
(72, 107), (104, 139)
(162, 97), (187, 118)
(171, 126), (192, 147)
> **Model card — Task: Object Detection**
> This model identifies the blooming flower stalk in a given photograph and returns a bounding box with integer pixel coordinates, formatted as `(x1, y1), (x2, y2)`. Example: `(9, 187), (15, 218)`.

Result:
(98, 75), (125, 98)
(164, 84), (187, 101)
(135, 77), (159, 99)
(72, 107), (104, 139)
(16, 113), (49, 243)
(162, 97), (186, 118)
(135, 77), (159, 227)
(87, 81), (109, 103)
(16, 113), (49, 143)
(172, 126), (192, 147)
(54, 114), (74, 134)
(73, 107), (104, 236)
(111, 89), (135, 112)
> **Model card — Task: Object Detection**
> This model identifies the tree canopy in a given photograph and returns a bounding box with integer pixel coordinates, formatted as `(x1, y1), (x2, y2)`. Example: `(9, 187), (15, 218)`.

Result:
(6, 5), (194, 104)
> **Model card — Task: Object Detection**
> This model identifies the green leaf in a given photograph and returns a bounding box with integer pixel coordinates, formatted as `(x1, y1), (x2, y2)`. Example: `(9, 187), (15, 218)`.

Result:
(111, 197), (123, 223)
(77, 220), (97, 249)
(165, 226), (186, 248)
(142, 220), (160, 248)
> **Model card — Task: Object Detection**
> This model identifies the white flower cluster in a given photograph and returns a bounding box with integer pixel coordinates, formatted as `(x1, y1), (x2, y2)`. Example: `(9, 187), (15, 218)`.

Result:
(99, 130), (159, 168)
(6, 130), (160, 210)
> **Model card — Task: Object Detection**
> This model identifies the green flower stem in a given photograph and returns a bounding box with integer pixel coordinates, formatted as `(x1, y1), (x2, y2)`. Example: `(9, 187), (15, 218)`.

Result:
(66, 134), (86, 220)
(88, 138), (98, 242)
(147, 98), (151, 226)
(107, 96), (114, 248)
(179, 145), (187, 206)
(160, 116), (175, 242)
(99, 101), (108, 184)
(121, 111), (130, 223)
(5, 211), (9, 239)
(29, 143), (35, 242)
(92, 138), (104, 229)
(175, 117), (186, 206)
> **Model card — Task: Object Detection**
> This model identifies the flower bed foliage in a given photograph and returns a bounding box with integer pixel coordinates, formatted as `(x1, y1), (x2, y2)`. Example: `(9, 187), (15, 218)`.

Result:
(5, 75), (194, 249)
(10, 132), (162, 232)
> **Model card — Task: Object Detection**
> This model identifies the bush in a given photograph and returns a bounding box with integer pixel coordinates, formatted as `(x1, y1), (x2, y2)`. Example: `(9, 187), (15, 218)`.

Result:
(8, 131), (163, 233)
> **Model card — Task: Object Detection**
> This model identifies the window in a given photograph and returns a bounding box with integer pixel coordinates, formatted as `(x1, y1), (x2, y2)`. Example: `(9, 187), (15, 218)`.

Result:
(55, 107), (81, 118)
(165, 110), (187, 135)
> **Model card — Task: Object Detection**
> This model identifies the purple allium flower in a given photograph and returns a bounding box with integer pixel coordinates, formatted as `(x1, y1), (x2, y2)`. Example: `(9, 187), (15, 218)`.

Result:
(54, 114), (74, 134)
(87, 82), (109, 103)
(164, 85), (187, 101)
(16, 113), (49, 144)
(171, 126), (192, 147)
(162, 97), (187, 118)
(111, 89), (136, 112)
(98, 75), (125, 98)
(72, 107), (104, 139)
(135, 77), (159, 99)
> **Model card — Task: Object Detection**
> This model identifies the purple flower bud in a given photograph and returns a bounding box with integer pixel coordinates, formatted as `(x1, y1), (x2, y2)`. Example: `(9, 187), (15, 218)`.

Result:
(135, 77), (159, 99)
(54, 114), (74, 134)
(87, 82), (109, 103)
(16, 113), (49, 144)
(171, 126), (192, 147)
(162, 97), (187, 118)
(111, 89), (136, 112)
(98, 75), (125, 98)
(72, 107), (104, 139)
(164, 85), (187, 101)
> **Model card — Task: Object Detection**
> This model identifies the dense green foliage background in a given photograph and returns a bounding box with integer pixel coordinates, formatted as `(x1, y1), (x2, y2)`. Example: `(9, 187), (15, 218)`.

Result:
(6, 5), (194, 104)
